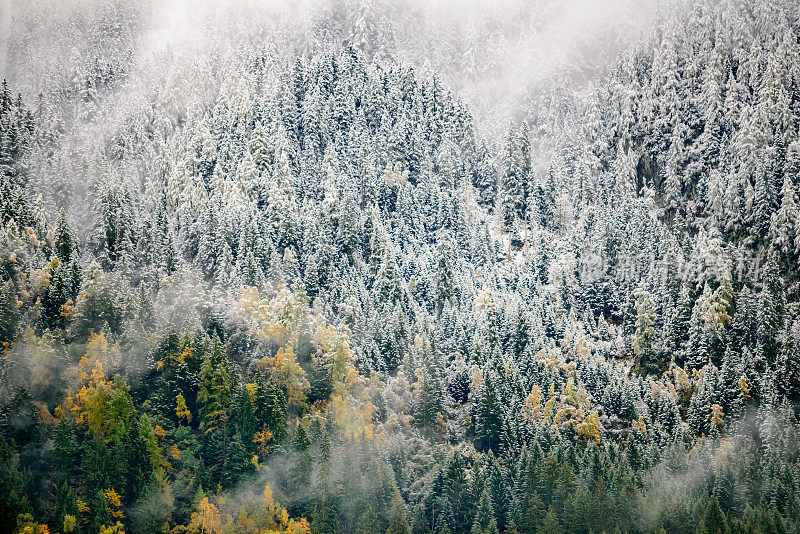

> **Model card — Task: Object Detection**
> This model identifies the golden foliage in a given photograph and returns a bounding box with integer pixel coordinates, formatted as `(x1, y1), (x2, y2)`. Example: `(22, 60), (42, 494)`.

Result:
(240, 286), (305, 347)
(190, 498), (221, 534)
(176, 393), (192, 424)
(524, 385), (542, 422)
(84, 333), (122, 371)
(63, 515), (77, 533)
(738, 375), (752, 401)
(671, 367), (693, 406)
(259, 347), (309, 411)
(711, 404), (724, 430)
(34, 401), (56, 425)
(98, 523), (125, 534)
(258, 484), (311, 534)
(253, 429), (274, 459)
(474, 286), (493, 310)
(60, 299), (75, 318)
(14, 514), (51, 534)
(241, 286), (390, 454)
(104, 489), (124, 520)
(632, 416), (647, 437)
(576, 411), (603, 444)
(245, 382), (258, 402)
(314, 322), (353, 388)
(539, 376), (598, 443)
(573, 336), (590, 358)
(241, 285), (382, 442)
(61, 351), (134, 442)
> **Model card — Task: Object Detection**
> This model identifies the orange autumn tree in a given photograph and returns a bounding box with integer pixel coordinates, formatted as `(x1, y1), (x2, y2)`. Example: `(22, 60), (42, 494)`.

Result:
(711, 403), (725, 430)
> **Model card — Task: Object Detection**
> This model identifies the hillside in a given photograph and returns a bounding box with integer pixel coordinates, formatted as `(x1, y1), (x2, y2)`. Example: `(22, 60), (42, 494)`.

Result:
(2, 1), (800, 533)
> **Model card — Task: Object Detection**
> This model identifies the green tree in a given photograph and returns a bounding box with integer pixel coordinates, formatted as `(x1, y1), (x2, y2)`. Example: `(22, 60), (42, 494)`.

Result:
(221, 432), (252, 488)
(703, 496), (727, 534)
(0, 278), (19, 343)
(387, 492), (411, 534)
(471, 489), (499, 534)
(289, 423), (313, 493)
(633, 286), (659, 374)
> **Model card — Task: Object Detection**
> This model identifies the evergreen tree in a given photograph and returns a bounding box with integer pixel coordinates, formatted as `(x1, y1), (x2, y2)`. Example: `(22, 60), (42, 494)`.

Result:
(471, 489), (499, 534)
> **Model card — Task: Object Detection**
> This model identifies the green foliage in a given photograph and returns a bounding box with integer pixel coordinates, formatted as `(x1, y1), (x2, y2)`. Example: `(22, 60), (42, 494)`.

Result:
(5, 3), (800, 532)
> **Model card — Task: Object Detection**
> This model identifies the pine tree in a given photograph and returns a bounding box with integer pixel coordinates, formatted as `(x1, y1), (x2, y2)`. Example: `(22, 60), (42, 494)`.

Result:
(703, 496), (727, 534)
(471, 488), (499, 534)
(633, 286), (659, 374)
(435, 230), (457, 315)
(290, 423), (313, 492)
(71, 262), (121, 339)
(311, 494), (339, 534)
(54, 209), (78, 263)
(472, 366), (504, 452)
(486, 457), (508, 531)
(539, 507), (561, 534)
(758, 251), (785, 365)
(501, 124), (530, 228)
(354, 502), (381, 534)
(0, 279), (20, 343)
(778, 330), (800, 403)
(91, 181), (138, 272)
(221, 432), (252, 488)
(387, 492), (411, 534)
(770, 173), (800, 256)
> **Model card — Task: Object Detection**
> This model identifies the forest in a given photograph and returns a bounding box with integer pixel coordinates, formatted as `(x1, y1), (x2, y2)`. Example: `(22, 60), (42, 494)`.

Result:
(2, 0), (800, 532)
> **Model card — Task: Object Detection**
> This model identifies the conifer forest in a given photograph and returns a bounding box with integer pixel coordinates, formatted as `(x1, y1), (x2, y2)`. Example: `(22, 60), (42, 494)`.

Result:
(4, 0), (800, 532)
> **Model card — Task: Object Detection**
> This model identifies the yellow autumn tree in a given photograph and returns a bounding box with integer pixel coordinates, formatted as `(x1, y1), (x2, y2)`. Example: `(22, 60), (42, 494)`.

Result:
(63, 515), (77, 533)
(241, 284), (380, 441)
(241, 286), (310, 411)
(84, 332), (123, 373)
(176, 393), (192, 424)
(738, 376), (752, 401)
(524, 385), (542, 422)
(190, 497), (221, 534)
(259, 347), (308, 411)
(59, 347), (135, 442)
(576, 411), (603, 444)
(98, 523), (125, 534)
(259, 484), (311, 534)
(104, 488), (125, 520)
(13, 514), (51, 534)
(314, 322), (353, 393)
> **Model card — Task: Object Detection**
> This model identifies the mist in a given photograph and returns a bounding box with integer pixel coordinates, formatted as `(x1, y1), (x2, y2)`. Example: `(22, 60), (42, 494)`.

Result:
(3, 0), (676, 138)
(3, 1), (799, 533)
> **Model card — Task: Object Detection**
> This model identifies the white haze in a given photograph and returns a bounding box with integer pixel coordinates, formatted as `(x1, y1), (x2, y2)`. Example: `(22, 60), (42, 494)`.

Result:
(2, 0), (678, 139)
